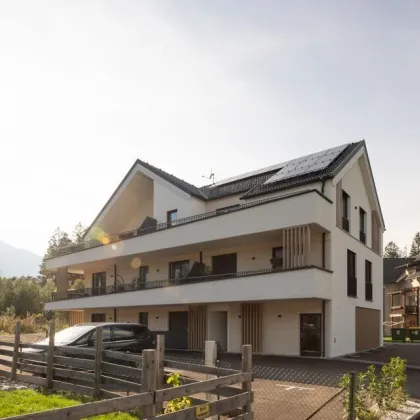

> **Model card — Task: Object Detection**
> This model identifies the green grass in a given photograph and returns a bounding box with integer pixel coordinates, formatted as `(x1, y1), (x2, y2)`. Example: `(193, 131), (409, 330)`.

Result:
(0, 390), (138, 419)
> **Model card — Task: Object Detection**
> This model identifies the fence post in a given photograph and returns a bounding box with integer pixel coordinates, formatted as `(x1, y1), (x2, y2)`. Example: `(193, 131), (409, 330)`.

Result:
(155, 335), (165, 413)
(10, 321), (21, 381)
(205, 341), (218, 420)
(349, 371), (356, 420)
(141, 349), (157, 419)
(46, 320), (55, 389)
(241, 344), (252, 415)
(94, 326), (103, 399)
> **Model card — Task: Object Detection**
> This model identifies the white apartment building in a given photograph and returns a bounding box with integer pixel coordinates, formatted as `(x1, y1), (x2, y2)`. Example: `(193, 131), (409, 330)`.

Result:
(45, 141), (384, 358)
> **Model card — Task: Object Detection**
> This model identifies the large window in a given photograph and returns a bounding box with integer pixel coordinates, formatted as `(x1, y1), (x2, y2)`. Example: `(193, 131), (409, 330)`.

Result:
(342, 190), (350, 232)
(169, 260), (189, 280)
(359, 207), (367, 244)
(365, 260), (372, 301)
(347, 250), (357, 297)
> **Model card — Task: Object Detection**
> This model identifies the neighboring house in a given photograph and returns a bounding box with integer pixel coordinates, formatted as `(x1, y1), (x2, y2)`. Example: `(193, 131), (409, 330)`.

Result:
(45, 140), (384, 357)
(384, 256), (420, 334)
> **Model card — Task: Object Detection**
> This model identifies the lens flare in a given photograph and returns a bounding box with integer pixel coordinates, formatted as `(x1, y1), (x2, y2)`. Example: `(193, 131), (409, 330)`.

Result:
(101, 237), (111, 245)
(131, 257), (141, 269)
(111, 244), (117, 251)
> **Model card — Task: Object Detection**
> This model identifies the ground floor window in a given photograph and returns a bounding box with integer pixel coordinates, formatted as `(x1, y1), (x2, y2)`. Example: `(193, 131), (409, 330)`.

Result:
(91, 313), (106, 322)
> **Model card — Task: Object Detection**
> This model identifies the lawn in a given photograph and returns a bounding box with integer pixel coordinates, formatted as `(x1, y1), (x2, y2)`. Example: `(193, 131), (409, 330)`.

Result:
(0, 390), (138, 419)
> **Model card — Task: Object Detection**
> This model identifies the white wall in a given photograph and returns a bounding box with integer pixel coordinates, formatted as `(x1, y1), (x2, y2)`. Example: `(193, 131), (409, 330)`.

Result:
(207, 311), (228, 351)
(47, 267), (332, 311)
(328, 155), (383, 357)
(153, 181), (206, 224)
(262, 300), (322, 355)
(47, 190), (333, 270)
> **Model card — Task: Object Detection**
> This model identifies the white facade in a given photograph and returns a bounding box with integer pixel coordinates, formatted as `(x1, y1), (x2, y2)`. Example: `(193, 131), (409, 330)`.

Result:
(45, 142), (384, 358)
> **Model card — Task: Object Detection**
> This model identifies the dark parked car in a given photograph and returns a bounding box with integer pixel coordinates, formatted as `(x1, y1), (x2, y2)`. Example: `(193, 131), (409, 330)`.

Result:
(26, 322), (156, 355)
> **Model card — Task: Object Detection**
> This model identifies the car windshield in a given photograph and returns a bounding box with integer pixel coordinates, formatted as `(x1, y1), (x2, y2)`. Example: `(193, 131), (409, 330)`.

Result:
(37, 325), (96, 345)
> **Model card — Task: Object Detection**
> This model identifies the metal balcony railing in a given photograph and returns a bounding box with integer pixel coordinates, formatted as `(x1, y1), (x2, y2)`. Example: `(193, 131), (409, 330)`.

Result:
(47, 189), (327, 259)
(49, 265), (326, 302)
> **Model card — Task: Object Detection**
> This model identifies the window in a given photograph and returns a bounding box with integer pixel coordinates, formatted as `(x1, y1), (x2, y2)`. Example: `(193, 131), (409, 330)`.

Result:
(92, 272), (106, 295)
(359, 207), (367, 244)
(271, 247), (284, 269)
(365, 260), (372, 301)
(91, 313), (106, 322)
(112, 325), (135, 341)
(139, 266), (149, 282)
(212, 253), (237, 275)
(342, 190), (350, 232)
(133, 325), (150, 339)
(347, 250), (357, 297)
(167, 209), (178, 226)
(89, 326), (111, 343)
(169, 260), (189, 280)
(139, 312), (149, 326)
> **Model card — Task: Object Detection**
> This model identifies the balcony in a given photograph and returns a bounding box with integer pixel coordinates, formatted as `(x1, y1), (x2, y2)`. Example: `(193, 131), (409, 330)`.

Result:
(45, 265), (333, 310)
(45, 189), (332, 270)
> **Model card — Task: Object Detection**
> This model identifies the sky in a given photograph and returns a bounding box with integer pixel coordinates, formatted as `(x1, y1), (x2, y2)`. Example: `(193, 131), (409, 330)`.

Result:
(0, 0), (419, 257)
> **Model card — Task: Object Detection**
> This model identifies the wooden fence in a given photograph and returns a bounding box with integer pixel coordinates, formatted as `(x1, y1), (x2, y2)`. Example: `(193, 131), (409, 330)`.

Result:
(0, 321), (253, 419)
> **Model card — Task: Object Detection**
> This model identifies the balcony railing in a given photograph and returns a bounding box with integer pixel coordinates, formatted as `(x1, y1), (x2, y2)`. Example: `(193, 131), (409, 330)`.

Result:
(48, 189), (329, 258)
(49, 265), (328, 302)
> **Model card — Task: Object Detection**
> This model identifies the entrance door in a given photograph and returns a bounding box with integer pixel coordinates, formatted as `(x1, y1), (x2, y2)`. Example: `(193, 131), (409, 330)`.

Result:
(212, 253), (237, 277)
(168, 311), (188, 349)
(300, 314), (322, 357)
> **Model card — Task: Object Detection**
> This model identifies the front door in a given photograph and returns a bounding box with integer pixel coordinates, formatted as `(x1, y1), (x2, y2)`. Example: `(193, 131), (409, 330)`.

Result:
(168, 311), (188, 349)
(300, 314), (322, 357)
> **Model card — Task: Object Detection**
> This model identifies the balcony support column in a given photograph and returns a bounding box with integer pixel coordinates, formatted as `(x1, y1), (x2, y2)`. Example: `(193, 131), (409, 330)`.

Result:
(55, 267), (68, 300)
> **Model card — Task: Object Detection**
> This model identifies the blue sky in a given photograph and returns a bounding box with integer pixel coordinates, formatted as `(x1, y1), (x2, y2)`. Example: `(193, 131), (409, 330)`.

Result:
(0, 1), (418, 256)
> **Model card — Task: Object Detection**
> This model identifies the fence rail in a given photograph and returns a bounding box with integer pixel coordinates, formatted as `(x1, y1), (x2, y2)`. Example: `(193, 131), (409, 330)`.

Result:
(0, 321), (253, 420)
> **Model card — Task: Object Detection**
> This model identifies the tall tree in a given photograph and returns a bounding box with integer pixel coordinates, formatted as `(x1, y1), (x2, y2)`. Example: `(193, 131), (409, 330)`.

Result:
(410, 232), (420, 257)
(71, 223), (86, 244)
(383, 241), (403, 258)
(39, 226), (84, 286)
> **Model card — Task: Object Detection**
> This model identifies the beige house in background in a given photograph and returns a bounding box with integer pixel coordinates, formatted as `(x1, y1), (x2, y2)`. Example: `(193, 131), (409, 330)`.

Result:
(45, 140), (384, 358)
(384, 256), (420, 335)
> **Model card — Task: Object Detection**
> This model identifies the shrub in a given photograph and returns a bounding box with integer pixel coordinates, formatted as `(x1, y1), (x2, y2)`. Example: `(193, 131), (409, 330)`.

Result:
(340, 357), (408, 419)
(164, 373), (192, 414)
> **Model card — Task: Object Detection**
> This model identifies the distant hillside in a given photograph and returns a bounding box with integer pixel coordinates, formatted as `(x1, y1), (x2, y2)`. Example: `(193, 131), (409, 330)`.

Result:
(0, 240), (42, 278)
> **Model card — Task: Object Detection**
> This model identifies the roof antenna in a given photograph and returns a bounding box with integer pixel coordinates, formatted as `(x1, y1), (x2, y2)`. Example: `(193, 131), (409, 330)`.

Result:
(202, 169), (215, 185)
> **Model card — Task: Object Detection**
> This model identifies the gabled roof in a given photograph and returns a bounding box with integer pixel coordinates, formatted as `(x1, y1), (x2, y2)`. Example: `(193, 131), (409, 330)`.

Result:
(84, 140), (374, 238)
(384, 258), (416, 284)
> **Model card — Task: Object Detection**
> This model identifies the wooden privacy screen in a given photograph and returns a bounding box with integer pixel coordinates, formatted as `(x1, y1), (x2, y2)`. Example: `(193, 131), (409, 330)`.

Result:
(283, 225), (311, 269)
(188, 305), (207, 350)
(69, 311), (84, 326)
(241, 303), (262, 353)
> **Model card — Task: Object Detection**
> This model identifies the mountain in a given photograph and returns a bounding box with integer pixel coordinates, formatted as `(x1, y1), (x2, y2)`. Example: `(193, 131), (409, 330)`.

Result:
(0, 240), (42, 278)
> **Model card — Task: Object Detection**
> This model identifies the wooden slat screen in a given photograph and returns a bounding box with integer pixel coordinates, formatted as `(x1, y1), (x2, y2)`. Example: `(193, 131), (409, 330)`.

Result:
(241, 303), (262, 353)
(282, 225), (311, 269)
(188, 305), (207, 350)
(69, 311), (84, 326)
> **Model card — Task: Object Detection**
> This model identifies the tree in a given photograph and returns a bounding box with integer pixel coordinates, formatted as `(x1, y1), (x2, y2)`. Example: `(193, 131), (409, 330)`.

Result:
(410, 232), (420, 257)
(39, 225), (85, 286)
(384, 241), (403, 258)
(71, 223), (86, 244)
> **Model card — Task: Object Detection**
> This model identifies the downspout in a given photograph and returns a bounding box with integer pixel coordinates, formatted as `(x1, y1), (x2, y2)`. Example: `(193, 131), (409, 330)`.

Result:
(322, 233), (326, 269)
(113, 264), (117, 286)
(114, 308), (117, 323)
(322, 300), (326, 357)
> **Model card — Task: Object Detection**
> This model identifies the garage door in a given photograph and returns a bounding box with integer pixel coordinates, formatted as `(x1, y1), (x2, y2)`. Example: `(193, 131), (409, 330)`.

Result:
(355, 307), (380, 352)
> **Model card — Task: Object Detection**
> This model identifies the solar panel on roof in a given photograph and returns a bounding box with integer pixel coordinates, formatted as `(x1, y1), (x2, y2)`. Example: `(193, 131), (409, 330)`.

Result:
(210, 161), (286, 188)
(263, 144), (347, 185)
